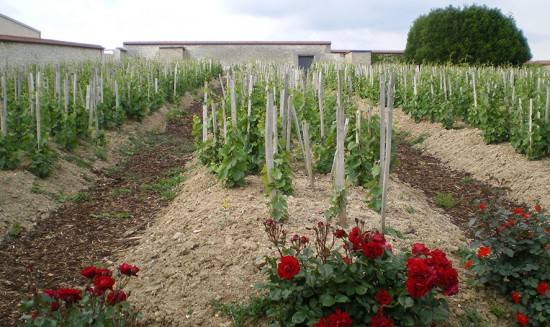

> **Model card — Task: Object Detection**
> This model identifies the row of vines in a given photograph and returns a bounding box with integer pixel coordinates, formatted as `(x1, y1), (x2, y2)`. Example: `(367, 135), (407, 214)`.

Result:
(0, 59), (223, 177)
(193, 62), (395, 225)
(354, 64), (550, 160)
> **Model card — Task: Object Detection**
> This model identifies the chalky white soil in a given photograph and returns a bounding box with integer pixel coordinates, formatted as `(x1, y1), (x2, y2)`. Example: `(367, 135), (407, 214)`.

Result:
(121, 106), (549, 326)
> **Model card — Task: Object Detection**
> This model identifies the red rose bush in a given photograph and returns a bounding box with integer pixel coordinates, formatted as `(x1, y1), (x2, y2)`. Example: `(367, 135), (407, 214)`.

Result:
(464, 203), (549, 326)
(19, 263), (142, 326)
(257, 219), (459, 326)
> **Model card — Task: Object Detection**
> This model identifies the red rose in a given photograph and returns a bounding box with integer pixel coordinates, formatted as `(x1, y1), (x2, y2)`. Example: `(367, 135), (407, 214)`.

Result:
(318, 221), (324, 228)
(362, 241), (384, 260)
(81, 266), (97, 279)
(464, 261), (473, 269)
(313, 317), (327, 327)
(406, 277), (430, 298)
(535, 204), (542, 212)
(348, 227), (363, 250)
(521, 213), (530, 219)
(31, 313), (39, 320)
(511, 291), (520, 304)
(94, 276), (115, 290)
(477, 247), (491, 257)
(119, 263), (139, 276)
(291, 234), (299, 242)
(438, 268), (459, 296)
(513, 207), (523, 214)
(342, 257), (351, 264)
(50, 302), (60, 311)
(300, 236), (309, 244)
(25, 265), (33, 272)
(375, 289), (391, 306)
(327, 309), (352, 327)
(406, 258), (432, 278)
(106, 290), (127, 306)
(56, 288), (82, 303)
(334, 229), (345, 238)
(478, 203), (485, 210)
(277, 256), (300, 280)
(370, 313), (393, 327)
(536, 282), (548, 296)
(411, 243), (430, 256)
(516, 313), (529, 326)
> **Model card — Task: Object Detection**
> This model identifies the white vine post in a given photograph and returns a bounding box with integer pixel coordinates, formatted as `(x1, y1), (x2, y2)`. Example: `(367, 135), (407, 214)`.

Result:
(334, 69), (346, 226)
(218, 74), (227, 139)
(302, 121), (314, 189)
(265, 92), (276, 200)
(212, 103), (218, 143)
(36, 71), (41, 149)
(379, 73), (386, 187)
(545, 86), (550, 125)
(318, 71), (325, 138)
(380, 73), (396, 234)
(230, 76), (237, 128)
(202, 103), (208, 143)
(1, 71), (7, 138)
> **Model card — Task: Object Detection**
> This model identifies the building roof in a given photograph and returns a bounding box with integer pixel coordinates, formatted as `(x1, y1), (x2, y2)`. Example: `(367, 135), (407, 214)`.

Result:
(0, 13), (41, 35)
(0, 34), (103, 49)
(123, 40), (332, 46)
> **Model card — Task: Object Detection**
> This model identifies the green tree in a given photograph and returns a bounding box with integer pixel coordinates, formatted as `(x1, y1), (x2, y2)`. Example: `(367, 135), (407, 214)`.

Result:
(404, 5), (532, 65)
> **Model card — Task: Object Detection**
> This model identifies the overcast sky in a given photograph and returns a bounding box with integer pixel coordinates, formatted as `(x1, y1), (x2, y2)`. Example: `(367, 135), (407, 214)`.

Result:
(1, 0), (549, 60)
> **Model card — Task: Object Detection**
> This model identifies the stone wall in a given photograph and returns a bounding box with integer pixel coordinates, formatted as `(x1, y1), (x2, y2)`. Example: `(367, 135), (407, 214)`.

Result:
(123, 41), (335, 67)
(0, 36), (103, 66)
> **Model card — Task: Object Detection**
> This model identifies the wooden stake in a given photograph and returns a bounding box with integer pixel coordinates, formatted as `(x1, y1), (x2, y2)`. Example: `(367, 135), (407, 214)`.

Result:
(545, 86), (549, 125)
(1, 72), (7, 137)
(265, 92), (275, 199)
(335, 103), (346, 226)
(230, 77), (237, 127)
(318, 71), (325, 138)
(302, 121), (314, 189)
(380, 73), (396, 234)
(202, 102), (208, 143)
(36, 71), (41, 149)
(212, 103), (218, 143)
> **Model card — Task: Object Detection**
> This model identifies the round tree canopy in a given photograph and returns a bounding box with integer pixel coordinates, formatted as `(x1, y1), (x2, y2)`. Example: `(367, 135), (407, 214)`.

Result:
(404, 5), (532, 65)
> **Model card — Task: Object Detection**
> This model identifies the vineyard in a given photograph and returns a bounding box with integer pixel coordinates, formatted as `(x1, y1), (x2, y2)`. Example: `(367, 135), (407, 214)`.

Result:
(0, 59), (549, 326)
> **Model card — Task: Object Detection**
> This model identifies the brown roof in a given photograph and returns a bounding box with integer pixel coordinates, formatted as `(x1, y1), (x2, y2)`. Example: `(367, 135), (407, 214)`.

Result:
(123, 40), (331, 46)
(526, 60), (550, 65)
(0, 35), (103, 49)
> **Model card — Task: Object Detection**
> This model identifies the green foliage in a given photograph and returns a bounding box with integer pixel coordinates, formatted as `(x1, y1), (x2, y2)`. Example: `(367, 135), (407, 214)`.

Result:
(70, 191), (90, 203)
(27, 143), (57, 178)
(405, 5), (532, 65)
(210, 296), (271, 327)
(324, 188), (347, 221)
(8, 222), (24, 238)
(458, 307), (489, 327)
(213, 129), (248, 188)
(0, 135), (23, 170)
(312, 125), (336, 174)
(434, 191), (460, 209)
(365, 164), (382, 212)
(255, 220), (458, 326)
(262, 150), (294, 196)
(463, 204), (549, 326)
